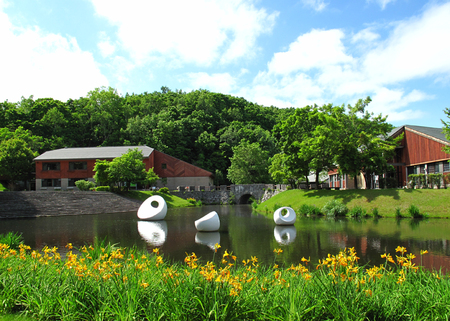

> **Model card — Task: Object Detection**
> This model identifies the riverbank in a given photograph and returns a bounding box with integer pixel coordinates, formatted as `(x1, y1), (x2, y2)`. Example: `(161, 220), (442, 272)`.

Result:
(256, 188), (450, 218)
(0, 190), (192, 219)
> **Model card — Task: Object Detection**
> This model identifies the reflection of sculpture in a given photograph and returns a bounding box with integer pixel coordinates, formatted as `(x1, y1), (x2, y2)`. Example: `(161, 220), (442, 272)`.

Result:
(137, 195), (167, 220)
(195, 211), (220, 231)
(195, 232), (220, 250)
(137, 221), (168, 246)
(273, 207), (296, 225)
(274, 226), (297, 245)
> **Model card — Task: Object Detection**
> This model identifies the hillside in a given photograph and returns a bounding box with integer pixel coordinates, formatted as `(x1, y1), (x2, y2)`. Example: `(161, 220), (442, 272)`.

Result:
(256, 188), (450, 218)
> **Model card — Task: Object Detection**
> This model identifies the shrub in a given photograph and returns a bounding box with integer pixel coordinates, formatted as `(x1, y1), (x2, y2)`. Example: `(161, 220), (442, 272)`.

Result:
(408, 204), (428, 218)
(322, 199), (348, 217)
(75, 180), (96, 191)
(96, 186), (111, 192)
(395, 207), (403, 218)
(349, 206), (367, 218)
(158, 187), (170, 194)
(298, 204), (322, 216)
(372, 207), (381, 218)
(187, 197), (196, 205)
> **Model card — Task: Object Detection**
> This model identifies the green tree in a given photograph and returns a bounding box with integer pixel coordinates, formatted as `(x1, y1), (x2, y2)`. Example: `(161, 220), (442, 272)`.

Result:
(269, 153), (303, 188)
(227, 140), (271, 184)
(442, 107), (450, 155)
(107, 148), (148, 190)
(145, 167), (159, 187)
(93, 159), (111, 186)
(0, 138), (37, 189)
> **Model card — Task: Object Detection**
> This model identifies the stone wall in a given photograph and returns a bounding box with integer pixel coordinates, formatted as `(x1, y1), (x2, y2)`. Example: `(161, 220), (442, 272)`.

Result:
(0, 191), (142, 219)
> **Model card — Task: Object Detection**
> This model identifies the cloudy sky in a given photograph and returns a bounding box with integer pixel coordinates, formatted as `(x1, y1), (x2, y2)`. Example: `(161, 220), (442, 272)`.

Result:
(1, 0), (450, 128)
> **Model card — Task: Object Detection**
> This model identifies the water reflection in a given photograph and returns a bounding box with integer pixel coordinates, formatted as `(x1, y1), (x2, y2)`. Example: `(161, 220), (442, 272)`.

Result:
(137, 221), (167, 246)
(274, 226), (297, 245)
(195, 232), (220, 250)
(1, 205), (450, 272)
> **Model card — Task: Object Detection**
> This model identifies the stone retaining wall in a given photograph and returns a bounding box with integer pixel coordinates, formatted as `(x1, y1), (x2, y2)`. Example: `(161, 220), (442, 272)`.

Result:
(0, 191), (142, 219)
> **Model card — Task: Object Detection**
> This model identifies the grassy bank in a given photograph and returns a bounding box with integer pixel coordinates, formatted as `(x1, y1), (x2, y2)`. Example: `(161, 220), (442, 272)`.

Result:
(1, 241), (449, 320)
(256, 188), (450, 218)
(122, 190), (196, 208)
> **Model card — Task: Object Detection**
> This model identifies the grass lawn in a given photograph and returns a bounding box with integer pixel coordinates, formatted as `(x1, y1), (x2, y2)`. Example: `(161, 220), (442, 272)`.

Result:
(256, 188), (450, 218)
(122, 190), (194, 208)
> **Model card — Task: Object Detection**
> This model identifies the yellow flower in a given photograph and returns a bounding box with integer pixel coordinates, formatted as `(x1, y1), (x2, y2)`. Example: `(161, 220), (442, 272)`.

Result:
(395, 246), (407, 254)
(273, 248), (283, 255)
(420, 250), (428, 255)
(65, 243), (73, 250)
(141, 282), (149, 288)
(153, 248), (160, 255)
(214, 243), (221, 252)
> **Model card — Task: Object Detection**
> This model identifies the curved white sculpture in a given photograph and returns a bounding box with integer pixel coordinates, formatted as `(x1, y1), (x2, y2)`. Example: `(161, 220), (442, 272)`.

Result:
(137, 221), (168, 246)
(274, 226), (297, 245)
(273, 207), (296, 225)
(195, 211), (220, 232)
(195, 232), (220, 250)
(137, 195), (167, 220)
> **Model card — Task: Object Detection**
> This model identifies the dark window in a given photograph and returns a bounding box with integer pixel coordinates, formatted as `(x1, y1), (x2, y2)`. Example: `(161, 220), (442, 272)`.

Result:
(428, 163), (435, 174)
(420, 165), (425, 174)
(162, 163), (167, 169)
(435, 162), (440, 173)
(444, 161), (450, 172)
(407, 166), (415, 176)
(41, 179), (61, 187)
(43, 162), (60, 171)
(69, 162), (87, 170)
(68, 178), (86, 186)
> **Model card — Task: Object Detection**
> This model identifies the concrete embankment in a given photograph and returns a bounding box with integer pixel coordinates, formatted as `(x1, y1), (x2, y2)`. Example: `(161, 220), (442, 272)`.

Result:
(0, 191), (142, 219)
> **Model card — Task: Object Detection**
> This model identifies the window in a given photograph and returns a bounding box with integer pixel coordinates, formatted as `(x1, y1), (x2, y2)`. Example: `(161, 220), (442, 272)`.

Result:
(428, 163), (435, 174)
(407, 166), (415, 176)
(69, 162), (87, 170)
(43, 162), (60, 171)
(444, 161), (450, 172)
(162, 163), (167, 169)
(420, 165), (425, 174)
(41, 179), (61, 187)
(68, 178), (86, 186)
(435, 162), (440, 173)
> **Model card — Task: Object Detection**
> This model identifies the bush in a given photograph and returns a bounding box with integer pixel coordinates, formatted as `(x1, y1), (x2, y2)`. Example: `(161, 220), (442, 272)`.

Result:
(372, 207), (381, 218)
(96, 186), (111, 192)
(75, 180), (96, 191)
(297, 204), (322, 216)
(349, 206), (367, 218)
(322, 199), (348, 217)
(158, 187), (170, 194)
(408, 204), (427, 218)
(395, 207), (403, 218)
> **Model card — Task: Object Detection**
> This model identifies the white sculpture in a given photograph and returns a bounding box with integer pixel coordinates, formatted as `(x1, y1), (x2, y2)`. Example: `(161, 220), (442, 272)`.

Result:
(274, 226), (297, 245)
(195, 232), (220, 250)
(137, 221), (168, 246)
(195, 211), (220, 232)
(273, 207), (296, 225)
(137, 195), (167, 220)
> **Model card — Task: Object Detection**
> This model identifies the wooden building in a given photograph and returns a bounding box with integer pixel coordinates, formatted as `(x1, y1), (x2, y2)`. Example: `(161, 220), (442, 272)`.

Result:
(34, 146), (213, 191)
(389, 125), (450, 188)
(328, 125), (450, 189)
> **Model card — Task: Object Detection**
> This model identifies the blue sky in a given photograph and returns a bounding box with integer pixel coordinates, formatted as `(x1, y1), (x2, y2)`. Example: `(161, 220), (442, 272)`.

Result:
(1, 0), (450, 128)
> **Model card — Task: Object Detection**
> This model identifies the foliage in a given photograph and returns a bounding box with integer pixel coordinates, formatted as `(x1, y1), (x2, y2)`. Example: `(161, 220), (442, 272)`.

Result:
(322, 199), (348, 217)
(93, 159), (110, 186)
(407, 204), (428, 219)
(1, 243), (448, 320)
(158, 187), (170, 194)
(75, 180), (95, 191)
(227, 140), (272, 184)
(0, 182), (8, 191)
(349, 205), (367, 217)
(95, 186), (111, 192)
(0, 232), (23, 249)
(395, 207), (403, 218)
(428, 173), (443, 189)
(145, 167), (159, 187)
(442, 107), (450, 155)
(297, 204), (322, 216)
(372, 207), (381, 218)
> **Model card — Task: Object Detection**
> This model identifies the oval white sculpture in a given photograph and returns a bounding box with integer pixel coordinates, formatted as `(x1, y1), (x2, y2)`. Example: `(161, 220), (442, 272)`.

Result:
(137, 195), (167, 220)
(273, 207), (296, 225)
(195, 232), (220, 250)
(137, 221), (168, 246)
(195, 211), (220, 232)
(274, 226), (297, 245)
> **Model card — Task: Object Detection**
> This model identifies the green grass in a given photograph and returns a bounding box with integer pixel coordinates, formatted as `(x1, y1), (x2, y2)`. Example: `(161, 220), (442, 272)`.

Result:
(122, 190), (195, 208)
(1, 242), (449, 320)
(256, 188), (450, 217)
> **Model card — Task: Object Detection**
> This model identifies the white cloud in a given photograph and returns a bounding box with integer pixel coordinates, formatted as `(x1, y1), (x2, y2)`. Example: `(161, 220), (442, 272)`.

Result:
(301, 0), (328, 12)
(0, 7), (108, 102)
(185, 72), (236, 93)
(368, 0), (396, 10)
(267, 29), (353, 75)
(243, 2), (450, 123)
(90, 0), (278, 66)
(97, 32), (116, 57)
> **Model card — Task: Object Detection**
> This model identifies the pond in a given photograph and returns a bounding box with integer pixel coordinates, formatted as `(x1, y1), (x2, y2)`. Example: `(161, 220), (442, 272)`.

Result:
(1, 205), (450, 272)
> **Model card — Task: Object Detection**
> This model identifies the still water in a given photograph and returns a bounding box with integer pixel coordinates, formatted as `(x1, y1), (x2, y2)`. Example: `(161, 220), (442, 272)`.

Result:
(1, 205), (450, 271)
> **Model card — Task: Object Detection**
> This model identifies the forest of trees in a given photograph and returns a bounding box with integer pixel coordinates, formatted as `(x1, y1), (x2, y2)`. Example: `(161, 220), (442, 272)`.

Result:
(0, 86), (404, 190)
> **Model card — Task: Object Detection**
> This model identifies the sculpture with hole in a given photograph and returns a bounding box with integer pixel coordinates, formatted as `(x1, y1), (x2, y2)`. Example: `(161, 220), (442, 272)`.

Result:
(137, 195), (167, 220)
(273, 206), (296, 225)
(195, 211), (220, 232)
